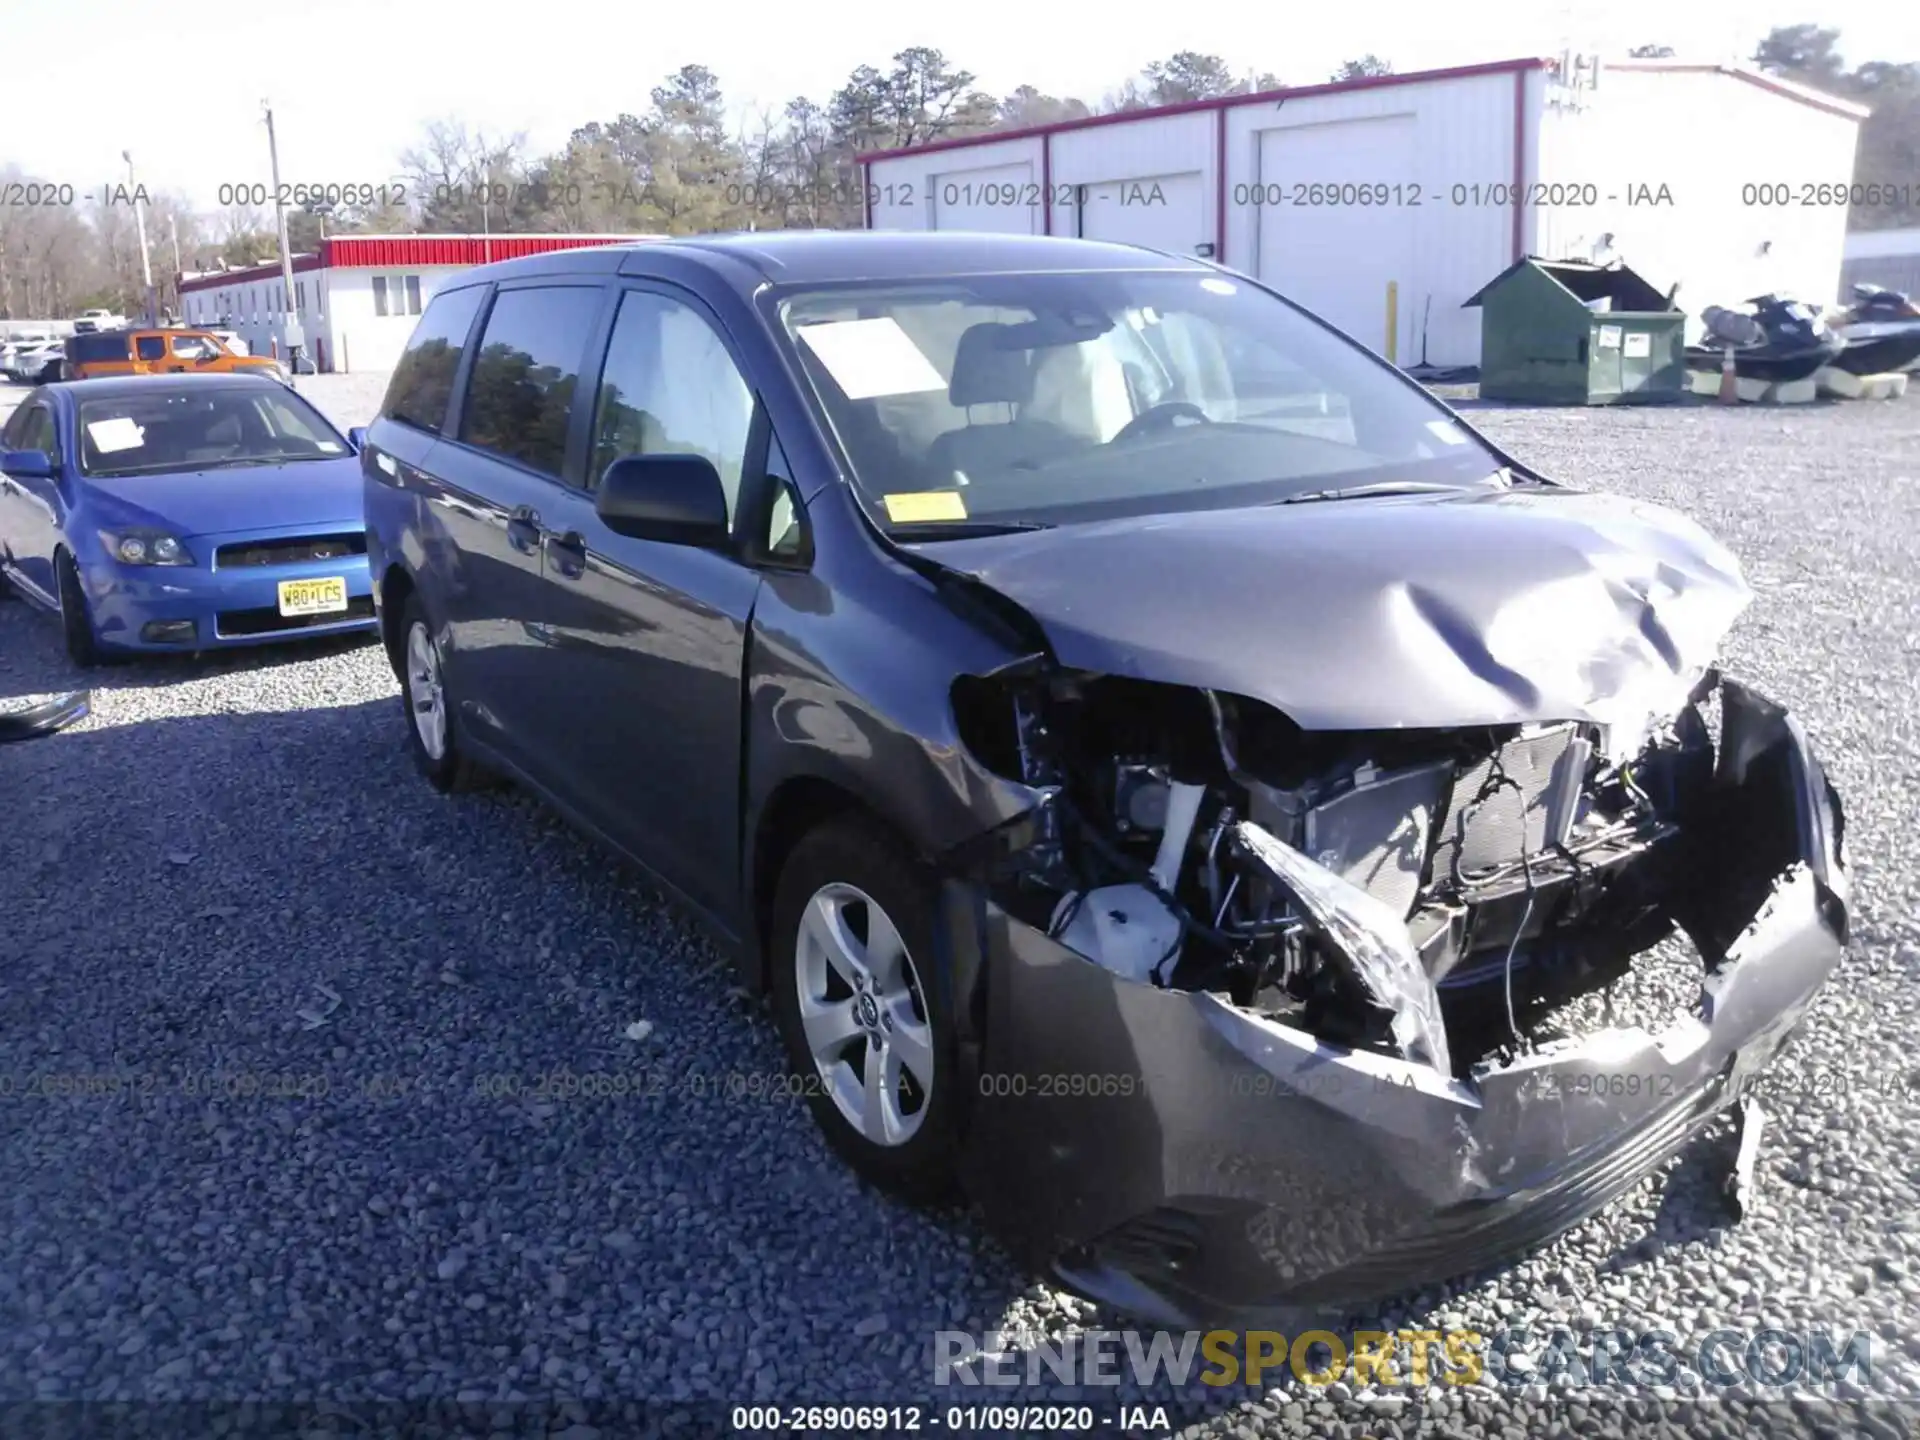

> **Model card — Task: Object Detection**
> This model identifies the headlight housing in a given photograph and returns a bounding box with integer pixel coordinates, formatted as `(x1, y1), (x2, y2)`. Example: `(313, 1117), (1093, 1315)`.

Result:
(99, 528), (193, 566)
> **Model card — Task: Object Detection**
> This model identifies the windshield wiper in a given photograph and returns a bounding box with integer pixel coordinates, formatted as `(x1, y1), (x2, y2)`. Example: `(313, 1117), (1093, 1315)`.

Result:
(891, 519), (1054, 540)
(1271, 480), (1476, 506)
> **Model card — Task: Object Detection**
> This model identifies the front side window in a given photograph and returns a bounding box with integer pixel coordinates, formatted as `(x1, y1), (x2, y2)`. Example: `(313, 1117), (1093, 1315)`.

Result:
(589, 289), (754, 521)
(171, 335), (216, 361)
(773, 269), (1504, 534)
(75, 386), (350, 477)
(381, 285), (485, 435)
(13, 405), (56, 458)
(458, 285), (602, 479)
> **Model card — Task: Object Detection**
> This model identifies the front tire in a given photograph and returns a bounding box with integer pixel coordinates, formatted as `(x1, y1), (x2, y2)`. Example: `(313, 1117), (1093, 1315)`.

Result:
(397, 594), (487, 793)
(56, 552), (101, 668)
(770, 818), (960, 1199)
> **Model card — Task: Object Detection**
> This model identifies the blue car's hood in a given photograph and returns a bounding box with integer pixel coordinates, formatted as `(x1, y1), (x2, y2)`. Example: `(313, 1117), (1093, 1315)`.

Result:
(81, 458), (363, 538)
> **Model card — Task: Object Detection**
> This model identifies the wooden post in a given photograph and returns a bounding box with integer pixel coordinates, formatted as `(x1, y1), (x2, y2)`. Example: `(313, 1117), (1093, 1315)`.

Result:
(1385, 281), (1399, 364)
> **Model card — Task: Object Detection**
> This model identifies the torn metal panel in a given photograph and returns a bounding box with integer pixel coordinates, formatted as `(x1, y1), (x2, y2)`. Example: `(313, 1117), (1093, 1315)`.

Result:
(946, 679), (1845, 1326)
(906, 488), (1751, 751)
(1227, 819), (1452, 1076)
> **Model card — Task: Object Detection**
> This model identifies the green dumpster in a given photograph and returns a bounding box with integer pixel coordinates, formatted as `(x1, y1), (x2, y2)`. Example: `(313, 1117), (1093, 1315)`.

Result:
(1463, 257), (1686, 405)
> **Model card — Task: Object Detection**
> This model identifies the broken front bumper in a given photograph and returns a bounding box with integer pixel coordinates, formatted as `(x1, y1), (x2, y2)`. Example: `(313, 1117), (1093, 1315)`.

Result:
(939, 680), (1848, 1327)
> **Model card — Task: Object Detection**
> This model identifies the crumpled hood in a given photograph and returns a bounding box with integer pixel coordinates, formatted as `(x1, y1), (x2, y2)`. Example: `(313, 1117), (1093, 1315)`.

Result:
(908, 487), (1752, 745)
(81, 457), (364, 539)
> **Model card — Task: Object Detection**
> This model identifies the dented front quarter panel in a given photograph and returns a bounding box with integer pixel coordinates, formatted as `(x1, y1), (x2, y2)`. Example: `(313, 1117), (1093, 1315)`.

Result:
(943, 681), (1847, 1327)
(907, 488), (1752, 741)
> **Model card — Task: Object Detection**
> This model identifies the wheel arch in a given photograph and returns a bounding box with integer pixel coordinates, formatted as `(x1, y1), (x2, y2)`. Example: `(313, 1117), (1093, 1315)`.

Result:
(378, 564), (417, 681)
(746, 774), (921, 995)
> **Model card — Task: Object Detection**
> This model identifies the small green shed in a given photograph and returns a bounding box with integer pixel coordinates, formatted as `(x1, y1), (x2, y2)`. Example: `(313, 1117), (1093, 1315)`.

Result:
(1463, 257), (1686, 405)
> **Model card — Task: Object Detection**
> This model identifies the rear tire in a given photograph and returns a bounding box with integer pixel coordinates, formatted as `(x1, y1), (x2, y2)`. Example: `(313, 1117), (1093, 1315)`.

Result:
(397, 593), (488, 793)
(56, 552), (101, 668)
(770, 817), (960, 1200)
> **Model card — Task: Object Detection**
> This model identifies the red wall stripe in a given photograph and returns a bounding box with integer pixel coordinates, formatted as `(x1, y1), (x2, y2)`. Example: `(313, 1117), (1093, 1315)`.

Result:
(176, 234), (641, 294)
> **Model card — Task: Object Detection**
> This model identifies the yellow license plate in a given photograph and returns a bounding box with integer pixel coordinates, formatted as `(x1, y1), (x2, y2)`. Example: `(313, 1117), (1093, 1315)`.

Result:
(277, 576), (349, 617)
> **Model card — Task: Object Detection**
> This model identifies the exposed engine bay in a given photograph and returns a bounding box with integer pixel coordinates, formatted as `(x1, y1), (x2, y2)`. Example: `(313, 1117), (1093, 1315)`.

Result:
(953, 664), (1754, 1081)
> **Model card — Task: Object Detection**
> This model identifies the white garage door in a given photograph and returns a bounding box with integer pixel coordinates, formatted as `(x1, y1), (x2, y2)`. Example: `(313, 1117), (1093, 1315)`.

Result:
(930, 162), (1037, 235)
(1074, 171), (1206, 257)
(1255, 116), (1416, 356)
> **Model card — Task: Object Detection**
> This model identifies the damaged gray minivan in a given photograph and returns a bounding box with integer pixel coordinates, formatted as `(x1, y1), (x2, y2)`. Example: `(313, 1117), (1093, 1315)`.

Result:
(364, 232), (1848, 1328)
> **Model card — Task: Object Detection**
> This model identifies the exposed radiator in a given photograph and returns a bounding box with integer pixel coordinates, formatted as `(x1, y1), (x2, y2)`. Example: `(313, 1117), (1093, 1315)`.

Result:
(1429, 725), (1590, 884)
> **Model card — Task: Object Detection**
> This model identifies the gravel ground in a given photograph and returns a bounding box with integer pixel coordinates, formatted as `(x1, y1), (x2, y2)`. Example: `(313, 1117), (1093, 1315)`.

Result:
(2, 376), (1917, 1437)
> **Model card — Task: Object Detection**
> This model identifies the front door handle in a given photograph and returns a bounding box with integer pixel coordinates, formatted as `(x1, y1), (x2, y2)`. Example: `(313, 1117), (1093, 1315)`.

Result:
(506, 507), (543, 554)
(545, 529), (587, 579)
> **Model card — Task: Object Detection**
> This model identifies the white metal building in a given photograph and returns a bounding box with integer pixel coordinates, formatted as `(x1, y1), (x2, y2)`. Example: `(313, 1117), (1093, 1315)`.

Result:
(175, 234), (648, 373)
(861, 58), (1867, 368)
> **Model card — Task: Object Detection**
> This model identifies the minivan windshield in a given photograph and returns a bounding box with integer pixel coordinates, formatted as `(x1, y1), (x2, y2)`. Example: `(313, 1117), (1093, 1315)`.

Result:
(76, 386), (350, 477)
(773, 269), (1505, 533)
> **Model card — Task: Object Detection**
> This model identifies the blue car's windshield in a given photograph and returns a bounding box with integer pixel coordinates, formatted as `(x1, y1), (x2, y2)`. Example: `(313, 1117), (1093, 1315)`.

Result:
(76, 387), (349, 478)
(772, 268), (1504, 533)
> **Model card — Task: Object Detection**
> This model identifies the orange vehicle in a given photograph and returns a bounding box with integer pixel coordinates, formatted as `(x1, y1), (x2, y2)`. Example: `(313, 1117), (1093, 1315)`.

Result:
(62, 328), (289, 383)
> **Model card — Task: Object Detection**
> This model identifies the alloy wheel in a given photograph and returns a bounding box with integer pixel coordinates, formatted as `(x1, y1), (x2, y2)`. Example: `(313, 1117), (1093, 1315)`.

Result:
(793, 882), (936, 1147)
(405, 621), (447, 761)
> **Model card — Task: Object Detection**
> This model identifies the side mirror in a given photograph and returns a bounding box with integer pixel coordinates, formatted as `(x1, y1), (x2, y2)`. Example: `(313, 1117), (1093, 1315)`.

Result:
(594, 453), (729, 546)
(346, 426), (369, 453)
(0, 450), (53, 479)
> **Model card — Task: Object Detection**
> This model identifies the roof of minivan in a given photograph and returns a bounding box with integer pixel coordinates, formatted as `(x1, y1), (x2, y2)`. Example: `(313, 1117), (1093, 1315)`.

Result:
(446, 231), (1208, 290)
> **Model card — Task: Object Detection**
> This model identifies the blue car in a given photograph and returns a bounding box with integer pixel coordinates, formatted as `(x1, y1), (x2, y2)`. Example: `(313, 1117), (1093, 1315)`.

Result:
(0, 374), (377, 665)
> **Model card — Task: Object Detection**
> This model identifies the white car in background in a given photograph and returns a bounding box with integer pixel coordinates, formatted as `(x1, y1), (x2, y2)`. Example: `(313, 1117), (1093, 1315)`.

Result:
(0, 331), (54, 374)
(71, 308), (126, 334)
(4, 338), (66, 382)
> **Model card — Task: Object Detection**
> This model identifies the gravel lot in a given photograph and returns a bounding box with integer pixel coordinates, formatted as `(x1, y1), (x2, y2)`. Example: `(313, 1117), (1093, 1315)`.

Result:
(2, 375), (1917, 1436)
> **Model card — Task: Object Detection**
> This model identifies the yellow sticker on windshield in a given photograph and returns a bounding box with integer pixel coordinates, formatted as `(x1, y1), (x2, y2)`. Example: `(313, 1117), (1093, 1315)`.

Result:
(883, 491), (968, 523)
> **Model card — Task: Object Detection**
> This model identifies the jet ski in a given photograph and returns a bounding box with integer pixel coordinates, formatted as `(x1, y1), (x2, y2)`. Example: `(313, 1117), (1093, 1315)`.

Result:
(1830, 283), (1920, 375)
(1684, 295), (1846, 384)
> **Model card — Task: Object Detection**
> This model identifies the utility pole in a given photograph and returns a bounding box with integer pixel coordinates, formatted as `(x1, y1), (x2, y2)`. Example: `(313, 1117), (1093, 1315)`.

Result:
(123, 150), (155, 325)
(262, 99), (303, 371)
(168, 213), (182, 323)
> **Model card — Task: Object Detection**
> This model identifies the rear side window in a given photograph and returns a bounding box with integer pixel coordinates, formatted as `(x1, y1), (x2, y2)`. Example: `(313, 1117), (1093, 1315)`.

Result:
(381, 286), (485, 435)
(458, 285), (603, 479)
(136, 335), (166, 361)
(66, 332), (128, 362)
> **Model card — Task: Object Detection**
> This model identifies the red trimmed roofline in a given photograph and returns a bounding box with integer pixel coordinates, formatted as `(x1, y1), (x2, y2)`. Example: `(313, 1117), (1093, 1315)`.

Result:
(176, 232), (655, 295)
(856, 57), (1552, 164)
(1607, 61), (1868, 120)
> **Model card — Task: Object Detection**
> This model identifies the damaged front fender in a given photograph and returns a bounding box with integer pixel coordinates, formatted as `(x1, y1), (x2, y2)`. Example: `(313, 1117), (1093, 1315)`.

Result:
(937, 679), (1847, 1326)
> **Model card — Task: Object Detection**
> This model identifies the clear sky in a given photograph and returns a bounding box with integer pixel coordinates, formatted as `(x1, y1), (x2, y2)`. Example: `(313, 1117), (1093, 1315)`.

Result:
(9, 0), (1917, 210)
